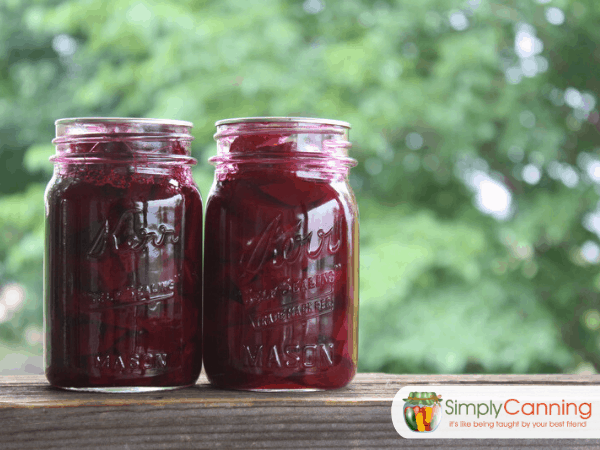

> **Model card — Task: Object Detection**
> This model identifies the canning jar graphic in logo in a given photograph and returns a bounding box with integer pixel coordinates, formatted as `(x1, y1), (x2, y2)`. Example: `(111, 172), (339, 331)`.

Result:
(403, 392), (442, 432)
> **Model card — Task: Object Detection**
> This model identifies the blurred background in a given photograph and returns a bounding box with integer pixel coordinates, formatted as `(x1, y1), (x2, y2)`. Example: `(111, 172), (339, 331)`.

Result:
(1, 0), (599, 375)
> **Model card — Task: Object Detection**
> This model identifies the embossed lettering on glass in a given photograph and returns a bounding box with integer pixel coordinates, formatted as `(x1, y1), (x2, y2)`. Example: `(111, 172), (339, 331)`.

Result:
(204, 117), (359, 390)
(45, 118), (203, 391)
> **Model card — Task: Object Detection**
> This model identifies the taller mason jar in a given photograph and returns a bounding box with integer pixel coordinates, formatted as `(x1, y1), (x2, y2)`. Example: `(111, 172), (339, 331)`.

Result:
(204, 117), (359, 390)
(45, 118), (203, 391)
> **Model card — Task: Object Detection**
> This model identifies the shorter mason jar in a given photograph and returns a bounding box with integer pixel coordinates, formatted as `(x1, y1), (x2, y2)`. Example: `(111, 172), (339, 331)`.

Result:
(45, 118), (203, 391)
(204, 117), (359, 390)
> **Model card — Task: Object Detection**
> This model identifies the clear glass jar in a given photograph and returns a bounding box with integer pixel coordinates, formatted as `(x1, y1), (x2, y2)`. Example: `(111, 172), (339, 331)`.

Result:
(204, 117), (359, 390)
(45, 118), (203, 392)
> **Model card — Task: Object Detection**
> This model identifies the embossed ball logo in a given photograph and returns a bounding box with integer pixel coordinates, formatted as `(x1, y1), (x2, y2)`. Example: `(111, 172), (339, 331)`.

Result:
(403, 392), (443, 432)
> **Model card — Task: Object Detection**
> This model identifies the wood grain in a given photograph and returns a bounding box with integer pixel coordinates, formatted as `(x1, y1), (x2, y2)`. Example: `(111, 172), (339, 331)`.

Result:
(1, 374), (599, 449)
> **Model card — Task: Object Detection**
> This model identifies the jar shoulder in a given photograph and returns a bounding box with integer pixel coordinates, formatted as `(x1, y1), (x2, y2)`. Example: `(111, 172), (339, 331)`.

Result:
(206, 174), (355, 210)
(45, 172), (201, 203)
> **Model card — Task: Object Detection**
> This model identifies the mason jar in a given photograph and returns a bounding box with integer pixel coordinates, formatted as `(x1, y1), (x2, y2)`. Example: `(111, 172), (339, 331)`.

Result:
(204, 117), (359, 390)
(45, 118), (203, 391)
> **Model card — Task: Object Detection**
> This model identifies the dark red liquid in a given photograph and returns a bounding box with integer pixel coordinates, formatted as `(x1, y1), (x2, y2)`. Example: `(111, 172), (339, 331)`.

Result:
(203, 134), (358, 390)
(45, 155), (203, 389)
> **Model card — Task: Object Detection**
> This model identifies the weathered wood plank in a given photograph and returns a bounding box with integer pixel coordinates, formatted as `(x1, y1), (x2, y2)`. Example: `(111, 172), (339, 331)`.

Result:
(0, 374), (599, 449)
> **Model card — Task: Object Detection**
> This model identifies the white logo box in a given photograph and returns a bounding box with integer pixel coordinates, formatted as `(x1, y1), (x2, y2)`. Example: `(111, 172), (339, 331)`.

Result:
(392, 385), (600, 439)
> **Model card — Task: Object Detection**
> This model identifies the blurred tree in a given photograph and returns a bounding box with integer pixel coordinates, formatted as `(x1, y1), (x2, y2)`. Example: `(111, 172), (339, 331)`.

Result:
(2, 0), (600, 374)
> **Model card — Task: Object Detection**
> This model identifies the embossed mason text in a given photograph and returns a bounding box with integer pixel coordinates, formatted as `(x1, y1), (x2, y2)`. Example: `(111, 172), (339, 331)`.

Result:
(242, 342), (335, 369)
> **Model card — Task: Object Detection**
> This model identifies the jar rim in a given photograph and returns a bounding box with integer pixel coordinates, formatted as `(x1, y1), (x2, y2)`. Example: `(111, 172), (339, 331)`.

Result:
(214, 116), (351, 128)
(55, 117), (193, 127)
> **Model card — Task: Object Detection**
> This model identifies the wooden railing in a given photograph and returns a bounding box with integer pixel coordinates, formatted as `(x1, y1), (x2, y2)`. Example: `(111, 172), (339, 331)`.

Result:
(2, 373), (600, 448)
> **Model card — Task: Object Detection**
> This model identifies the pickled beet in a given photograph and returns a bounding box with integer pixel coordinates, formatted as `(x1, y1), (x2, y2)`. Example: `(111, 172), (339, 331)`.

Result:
(204, 118), (358, 390)
(45, 118), (202, 390)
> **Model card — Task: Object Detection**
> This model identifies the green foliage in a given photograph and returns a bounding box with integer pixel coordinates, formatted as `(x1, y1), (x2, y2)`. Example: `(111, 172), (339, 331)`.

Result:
(2, 0), (600, 374)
